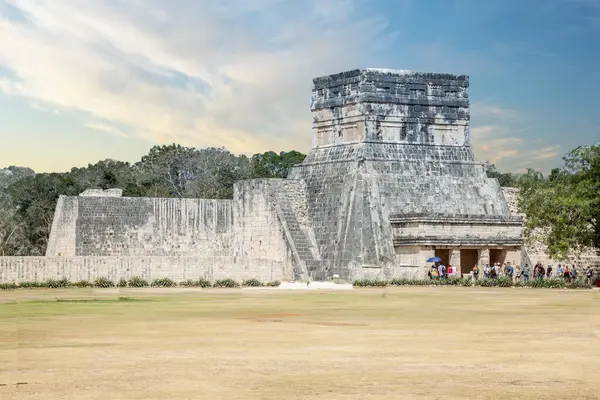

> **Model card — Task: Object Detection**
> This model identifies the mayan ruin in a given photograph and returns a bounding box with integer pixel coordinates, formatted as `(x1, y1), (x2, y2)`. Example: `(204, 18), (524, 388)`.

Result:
(1, 68), (549, 284)
(6, 1), (600, 396)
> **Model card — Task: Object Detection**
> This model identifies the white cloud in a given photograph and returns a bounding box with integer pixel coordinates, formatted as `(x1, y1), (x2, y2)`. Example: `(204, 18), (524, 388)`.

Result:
(470, 102), (561, 172)
(0, 0), (564, 174)
(29, 101), (59, 114)
(0, 0), (393, 154)
(85, 122), (127, 138)
(471, 102), (519, 120)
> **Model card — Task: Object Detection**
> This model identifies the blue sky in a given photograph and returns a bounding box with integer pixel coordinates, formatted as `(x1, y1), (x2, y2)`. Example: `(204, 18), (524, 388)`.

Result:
(1, 0), (599, 173)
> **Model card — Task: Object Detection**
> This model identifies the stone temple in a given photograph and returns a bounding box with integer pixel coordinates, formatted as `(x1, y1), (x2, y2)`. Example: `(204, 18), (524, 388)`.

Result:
(1, 68), (529, 283)
(289, 68), (523, 279)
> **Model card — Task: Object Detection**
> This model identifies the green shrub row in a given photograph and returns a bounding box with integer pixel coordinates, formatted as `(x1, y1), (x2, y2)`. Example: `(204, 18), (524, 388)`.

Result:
(353, 277), (592, 289)
(0, 277), (282, 290)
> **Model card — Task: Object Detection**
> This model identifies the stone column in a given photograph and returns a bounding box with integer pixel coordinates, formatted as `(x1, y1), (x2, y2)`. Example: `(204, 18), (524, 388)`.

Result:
(422, 247), (435, 279)
(450, 249), (460, 272)
(506, 247), (521, 266)
(479, 249), (490, 267)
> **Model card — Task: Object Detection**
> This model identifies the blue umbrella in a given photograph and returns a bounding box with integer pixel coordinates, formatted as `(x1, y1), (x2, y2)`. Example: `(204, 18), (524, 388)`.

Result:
(427, 256), (442, 263)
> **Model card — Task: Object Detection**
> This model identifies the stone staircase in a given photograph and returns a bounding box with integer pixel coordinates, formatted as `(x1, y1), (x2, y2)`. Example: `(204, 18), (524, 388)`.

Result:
(269, 180), (320, 280)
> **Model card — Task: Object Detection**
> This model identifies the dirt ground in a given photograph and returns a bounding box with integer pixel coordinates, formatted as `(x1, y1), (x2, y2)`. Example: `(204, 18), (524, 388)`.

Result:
(1, 287), (599, 399)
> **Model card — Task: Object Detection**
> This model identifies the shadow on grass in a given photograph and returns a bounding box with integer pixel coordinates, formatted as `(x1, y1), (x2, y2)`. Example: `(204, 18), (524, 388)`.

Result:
(54, 297), (151, 303)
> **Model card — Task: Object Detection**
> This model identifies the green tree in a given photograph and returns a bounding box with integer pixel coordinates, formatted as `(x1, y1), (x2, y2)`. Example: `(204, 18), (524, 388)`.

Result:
(4, 160), (137, 255)
(0, 206), (26, 256)
(1, 145), (308, 255)
(517, 144), (600, 260)
(135, 145), (254, 199)
(8, 173), (82, 255)
(250, 151), (306, 178)
(69, 159), (138, 193)
(484, 163), (518, 187)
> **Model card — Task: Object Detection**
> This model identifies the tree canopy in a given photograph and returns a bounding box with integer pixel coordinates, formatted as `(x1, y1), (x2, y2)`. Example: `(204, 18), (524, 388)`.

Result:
(0, 145), (307, 256)
(517, 144), (600, 260)
(484, 163), (518, 187)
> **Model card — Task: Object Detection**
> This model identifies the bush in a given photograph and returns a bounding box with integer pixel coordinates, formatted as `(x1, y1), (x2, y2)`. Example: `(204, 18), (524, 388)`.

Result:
(546, 278), (567, 289)
(0, 282), (17, 290)
(179, 278), (212, 287)
(495, 277), (514, 287)
(358, 278), (475, 287)
(242, 278), (263, 287)
(128, 276), (149, 287)
(213, 278), (239, 288)
(355, 277), (506, 287)
(389, 278), (427, 286)
(353, 279), (388, 287)
(151, 277), (176, 287)
(526, 278), (567, 289)
(266, 280), (281, 287)
(428, 278), (446, 286)
(18, 281), (45, 289)
(117, 278), (128, 288)
(455, 277), (472, 286)
(93, 277), (115, 288)
(567, 278), (592, 289)
(195, 278), (212, 288)
(74, 280), (93, 288)
(45, 278), (71, 288)
(473, 278), (497, 287)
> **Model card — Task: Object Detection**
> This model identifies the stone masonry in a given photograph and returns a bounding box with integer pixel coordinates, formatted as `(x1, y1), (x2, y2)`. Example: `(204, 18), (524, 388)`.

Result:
(289, 68), (523, 279)
(1, 68), (530, 283)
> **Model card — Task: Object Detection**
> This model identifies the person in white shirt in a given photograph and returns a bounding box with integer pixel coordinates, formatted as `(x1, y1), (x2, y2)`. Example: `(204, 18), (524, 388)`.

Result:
(448, 265), (457, 278)
(438, 263), (446, 279)
(494, 263), (501, 278)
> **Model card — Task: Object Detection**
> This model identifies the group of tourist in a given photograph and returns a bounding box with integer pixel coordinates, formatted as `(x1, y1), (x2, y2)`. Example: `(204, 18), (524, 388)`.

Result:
(427, 263), (458, 279)
(428, 260), (597, 284)
(527, 262), (595, 283)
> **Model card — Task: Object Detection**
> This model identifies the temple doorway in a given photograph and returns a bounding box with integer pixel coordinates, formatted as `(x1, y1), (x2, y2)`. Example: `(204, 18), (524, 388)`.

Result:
(489, 249), (507, 265)
(460, 249), (478, 275)
(434, 249), (451, 267)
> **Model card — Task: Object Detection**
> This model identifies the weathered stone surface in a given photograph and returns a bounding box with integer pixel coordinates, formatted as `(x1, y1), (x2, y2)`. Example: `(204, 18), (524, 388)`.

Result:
(232, 179), (294, 269)
(48, 196), (234, 257)
(289, 68), (522, 279)
(45, 196), (78, 256)
(0, 256), (289, 283)
(3, 68), (533, 284)
(79, 188), (123, 197)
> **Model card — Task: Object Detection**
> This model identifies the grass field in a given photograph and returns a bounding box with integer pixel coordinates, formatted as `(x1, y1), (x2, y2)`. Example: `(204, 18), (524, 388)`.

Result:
(1, 287), (599, 399)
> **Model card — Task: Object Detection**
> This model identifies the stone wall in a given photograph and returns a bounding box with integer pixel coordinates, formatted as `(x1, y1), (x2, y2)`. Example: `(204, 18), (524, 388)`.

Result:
(232, 180), (291, 262)
(0, 256), (292, 283)
(289, 159), (373, 279)
(392, 215), (523, 246)
(233, 179), (320, 280)
(46, 196), (78, 256)
(49, 195), (235, 257)
(311, 69), (470, 148)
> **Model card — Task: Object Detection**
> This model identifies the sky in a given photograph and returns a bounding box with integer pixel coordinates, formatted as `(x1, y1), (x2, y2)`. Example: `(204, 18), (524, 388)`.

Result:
(0, 0), (599, 173)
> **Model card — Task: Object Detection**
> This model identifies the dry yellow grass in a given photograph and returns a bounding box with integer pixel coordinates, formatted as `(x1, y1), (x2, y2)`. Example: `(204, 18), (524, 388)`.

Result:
(1, 287), (599, 399)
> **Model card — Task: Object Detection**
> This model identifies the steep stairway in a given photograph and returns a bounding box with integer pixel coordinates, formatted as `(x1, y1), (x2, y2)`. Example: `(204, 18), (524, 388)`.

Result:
(269, 180), (320, 280)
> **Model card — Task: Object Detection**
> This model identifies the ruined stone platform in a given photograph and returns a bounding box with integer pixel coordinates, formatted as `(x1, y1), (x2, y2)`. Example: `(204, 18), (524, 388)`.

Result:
(1, 68), (530, 284)
(288, 68), (522, 279)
